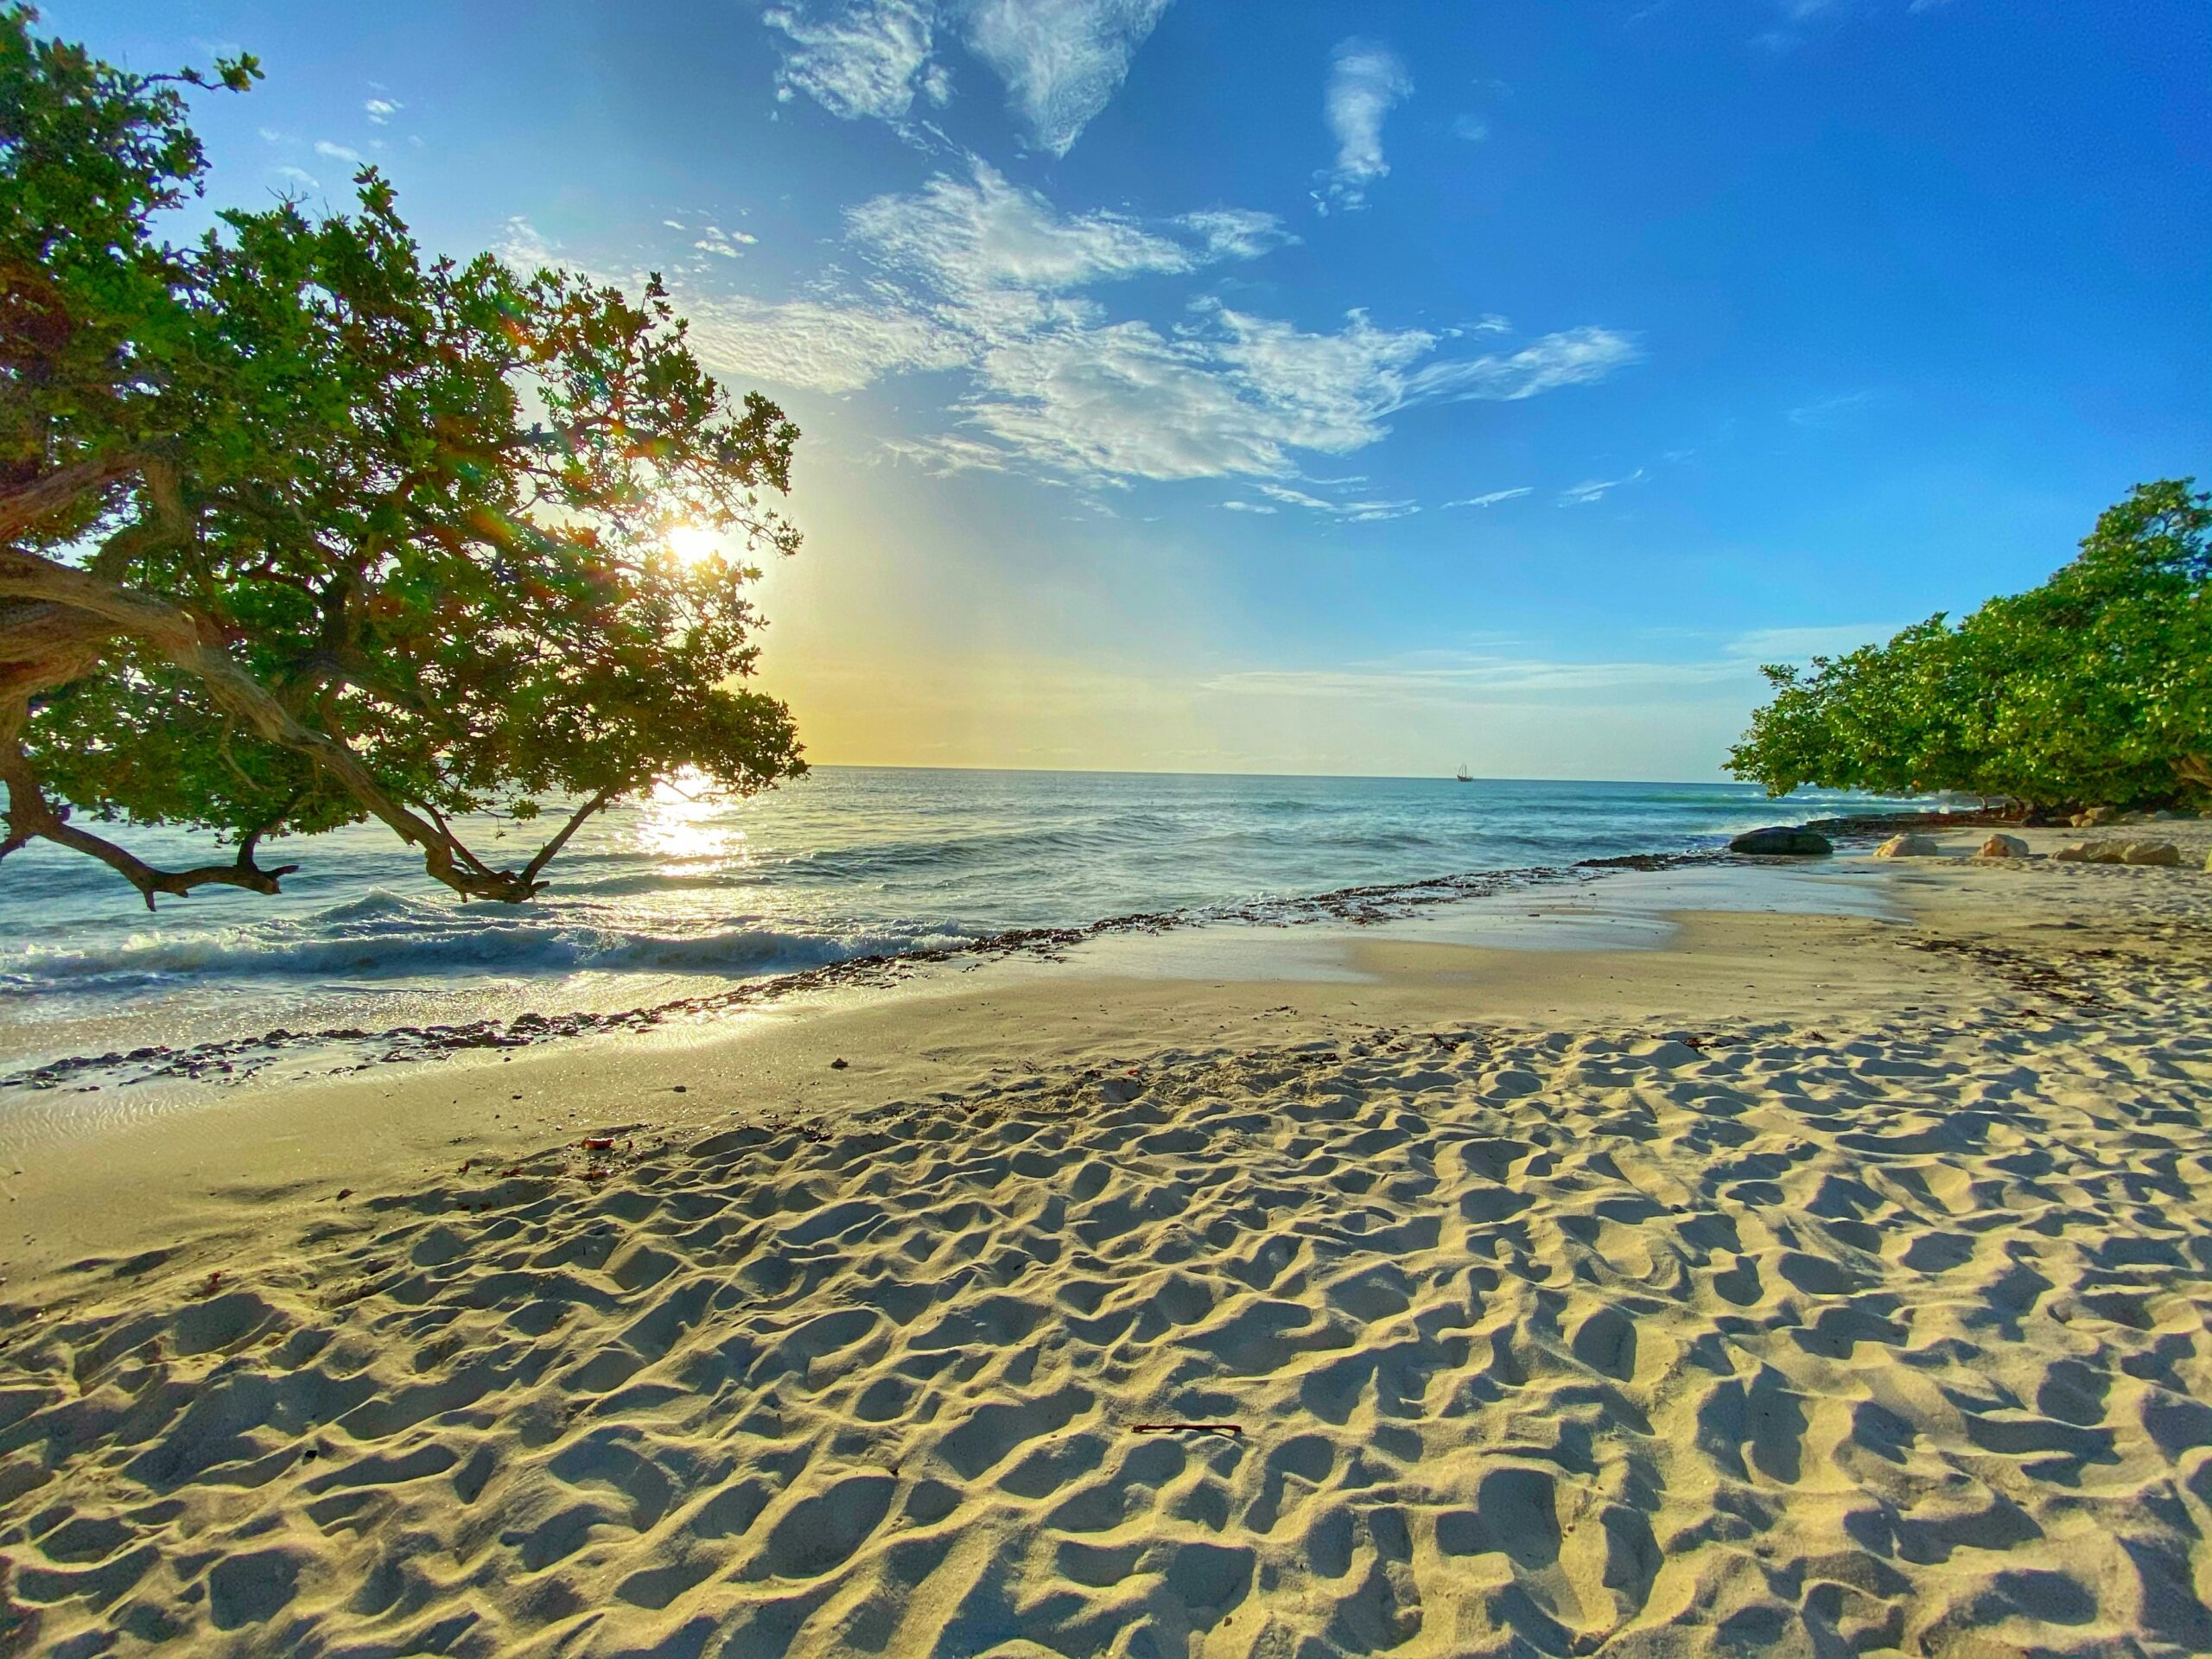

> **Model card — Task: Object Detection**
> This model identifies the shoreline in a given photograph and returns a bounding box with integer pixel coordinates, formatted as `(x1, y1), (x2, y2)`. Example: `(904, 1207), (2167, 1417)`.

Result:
(2, 834), (2209, 1654)
(0, 805), (1997, 1102)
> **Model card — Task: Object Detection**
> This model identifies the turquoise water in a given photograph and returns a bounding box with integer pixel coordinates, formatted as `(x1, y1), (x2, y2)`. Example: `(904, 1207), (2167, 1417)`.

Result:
(0, 769), (1904, 1065)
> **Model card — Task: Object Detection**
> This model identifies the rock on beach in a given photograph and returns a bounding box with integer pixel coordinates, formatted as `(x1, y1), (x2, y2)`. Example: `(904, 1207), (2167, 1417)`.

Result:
(1875, 833), (1941, 859)
(1978, 833), (2030, 858)
(1728, 825), (1833, 856)
(2056, 839), (2184, 867)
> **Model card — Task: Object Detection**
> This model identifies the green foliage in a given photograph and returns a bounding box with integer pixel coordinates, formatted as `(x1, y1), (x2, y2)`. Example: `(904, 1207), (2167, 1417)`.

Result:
(0, 7), (807, 903)
(1727, 480), (2212, 811)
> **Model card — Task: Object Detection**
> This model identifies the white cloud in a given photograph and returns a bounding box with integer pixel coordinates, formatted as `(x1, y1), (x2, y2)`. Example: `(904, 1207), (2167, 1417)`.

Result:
(957, 305), (1445, 484)
(364, 98), (402, 124)
(693, 224), (760, 259)
(1222, 499), (1278, 514)
(847, 160), (1202, 294)
(1257, 481), (1418, 521)
(314, 140), (363, 165)
(880, 433), (1020, 474)
(958, 0), (1174, 156)
(1407, 327), (1643, 403)
(760, 0), (1170, 154)
(1175, 208), (1299, 262)
(1559, 468), (1647, 505)
(940, 304), (1632, 490)
(1444, 487), (1532, 508)
(271, 164), (321, 192)
(1451, 113), (1489, 143)
(764, 0), (938, 121)
(1206, 648), (1751, 703)
(1318, 40), (1412, 213)
(493, 215), (557, 273)
(683, 292), (969, 394)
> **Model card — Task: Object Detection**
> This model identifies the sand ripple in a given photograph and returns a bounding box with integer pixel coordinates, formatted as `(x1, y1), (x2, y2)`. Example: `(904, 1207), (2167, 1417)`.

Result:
(4, 976), (2212, 1653)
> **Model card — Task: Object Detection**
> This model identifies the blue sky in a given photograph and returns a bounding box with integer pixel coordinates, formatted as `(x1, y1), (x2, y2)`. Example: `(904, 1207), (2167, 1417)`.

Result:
(63, 0), (2212, 778)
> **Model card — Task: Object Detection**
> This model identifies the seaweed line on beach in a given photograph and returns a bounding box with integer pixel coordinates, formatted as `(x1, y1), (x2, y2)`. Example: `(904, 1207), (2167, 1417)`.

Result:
(1, 814), (1945, 1098)
(0, 858), (1618, 1095)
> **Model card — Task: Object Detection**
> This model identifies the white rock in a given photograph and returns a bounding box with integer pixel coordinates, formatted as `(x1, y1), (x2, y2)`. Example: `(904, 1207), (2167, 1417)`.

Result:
(1977, 834), (2030, 859)
(1875, 834), (1942, 859)
(2120, 841), (2182, 867)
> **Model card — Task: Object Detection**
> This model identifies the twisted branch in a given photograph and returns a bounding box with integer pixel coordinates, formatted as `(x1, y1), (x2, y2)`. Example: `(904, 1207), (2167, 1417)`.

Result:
(0, 543), (546, 901)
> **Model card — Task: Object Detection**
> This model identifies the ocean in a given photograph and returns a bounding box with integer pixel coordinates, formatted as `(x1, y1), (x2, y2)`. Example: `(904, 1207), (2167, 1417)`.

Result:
(0, 769), (1909, 1081)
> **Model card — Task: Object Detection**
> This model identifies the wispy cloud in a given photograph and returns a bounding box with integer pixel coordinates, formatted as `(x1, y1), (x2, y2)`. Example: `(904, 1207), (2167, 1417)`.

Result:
(1559, 468), (1646, 505)
(848, 159), (1224, 295)
(1258, 482), (1419, 522)
(1755, 0), (1949, 49)
(1175, 208), (1300, 263)
(1206, 647), (1754, 704)
(1198, 624), (1915, 711)
(1408, 328), (1641, 404)
(961, 0), (1175, 156)
(764, 0), (942, 122)
(760, 0), (1171, 154)
(1787, 389), (1875, 427)
(1317, 40), (1412, 213)
(1443, 487), (1532, 509)
(683, 293), (970, 395)
(492, 217), (966, 394)
(880, 433), (1024, 475)
(313, 140), (363, 165)
(693, 224), (759, 259)
(271, 164), (320, 192)
(364, 98), (402, 124)
(1724, 622), (1901, 662)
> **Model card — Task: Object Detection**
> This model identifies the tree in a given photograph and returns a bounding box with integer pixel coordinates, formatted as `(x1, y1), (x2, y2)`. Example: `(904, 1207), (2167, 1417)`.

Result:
(0, 6), (805, 908)
(1728, 480), (2211, 813)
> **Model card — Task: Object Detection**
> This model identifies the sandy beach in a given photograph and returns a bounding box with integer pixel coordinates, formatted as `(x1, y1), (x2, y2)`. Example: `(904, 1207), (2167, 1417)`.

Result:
(3, 828), (2212, 1657)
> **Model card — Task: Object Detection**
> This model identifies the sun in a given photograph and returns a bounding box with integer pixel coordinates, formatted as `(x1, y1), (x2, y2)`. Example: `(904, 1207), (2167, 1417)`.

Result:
(665, 523), (721, 567)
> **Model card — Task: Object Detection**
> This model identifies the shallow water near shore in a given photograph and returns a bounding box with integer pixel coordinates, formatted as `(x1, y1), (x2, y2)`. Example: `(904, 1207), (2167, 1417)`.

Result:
(1, 769), (1914, 1081)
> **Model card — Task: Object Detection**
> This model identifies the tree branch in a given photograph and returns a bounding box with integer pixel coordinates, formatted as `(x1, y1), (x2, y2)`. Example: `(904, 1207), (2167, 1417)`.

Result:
(520, 785), (617, 887)
(0, 733), (300, 910)
(0, 546), (545, 901)
(415, 799), (505, 882)
(84, 457), (188, 581)
(0, 453), (145, 542)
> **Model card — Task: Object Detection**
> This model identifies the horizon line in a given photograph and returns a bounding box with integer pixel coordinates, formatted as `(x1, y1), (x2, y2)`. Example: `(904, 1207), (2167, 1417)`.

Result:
(794, 762), (1854, 791)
